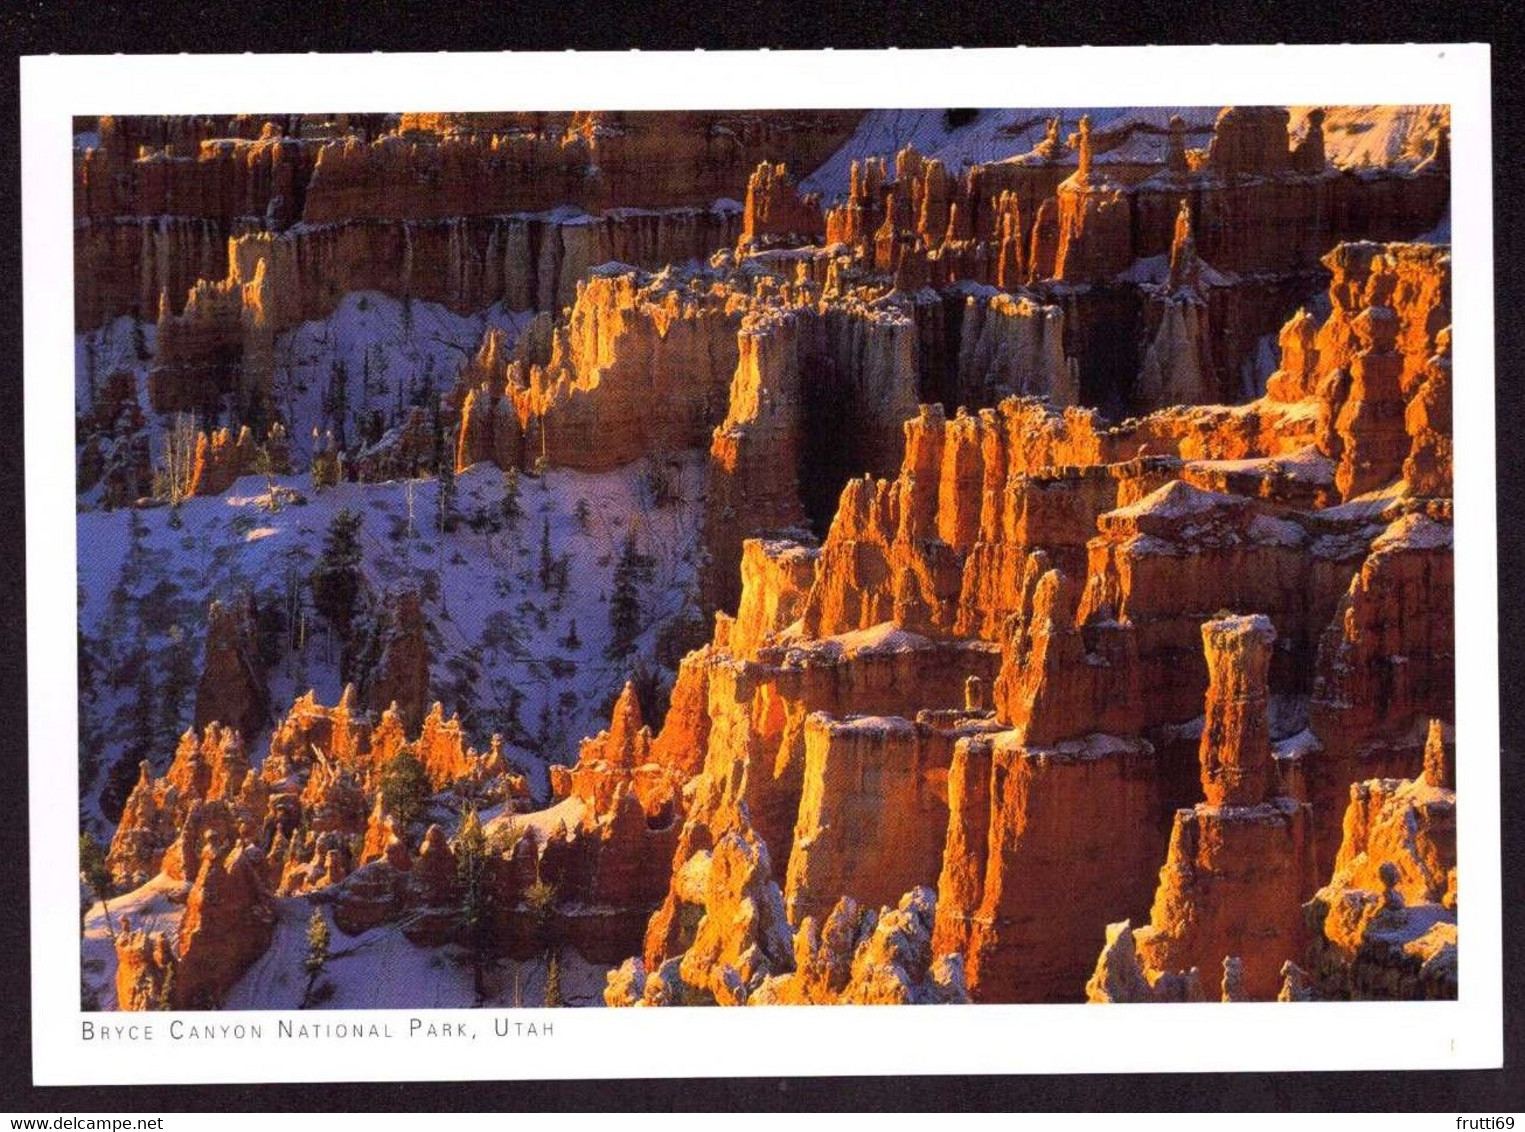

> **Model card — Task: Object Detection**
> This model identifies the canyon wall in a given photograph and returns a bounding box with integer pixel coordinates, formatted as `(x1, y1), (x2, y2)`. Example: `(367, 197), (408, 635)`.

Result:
(77, 110), (860, 329)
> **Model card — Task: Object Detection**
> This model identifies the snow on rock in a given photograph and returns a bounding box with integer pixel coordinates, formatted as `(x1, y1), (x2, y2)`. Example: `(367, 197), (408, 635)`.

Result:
(801, 107), (1228, 202)
(1371, 510), (1453, 553)
(1294, 105), (1449, 171)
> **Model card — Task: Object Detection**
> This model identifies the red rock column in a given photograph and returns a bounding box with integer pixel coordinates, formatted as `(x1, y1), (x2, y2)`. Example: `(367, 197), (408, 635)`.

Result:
(1131, 614), (1318, 1000)
(1198, 614), (1276, 806)
(1335, 306), (1408, 500)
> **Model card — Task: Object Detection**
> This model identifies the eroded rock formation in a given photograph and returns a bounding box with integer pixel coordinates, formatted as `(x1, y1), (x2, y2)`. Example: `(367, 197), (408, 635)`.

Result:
(115, 836), (276, 1010)
(1299, 720), (1457, 999)
(83, 103), (1454, 1011)
(1118, 616), (1319, 1002)
(76, 110), (859, 330)
(605, 802), (967, 1007)
(594, 234), (1452, 1006)
(193, 595), (268, 742)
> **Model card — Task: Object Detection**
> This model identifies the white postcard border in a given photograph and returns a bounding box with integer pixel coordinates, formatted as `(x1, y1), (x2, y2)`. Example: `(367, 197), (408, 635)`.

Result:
(22, 44), (1500, 1085)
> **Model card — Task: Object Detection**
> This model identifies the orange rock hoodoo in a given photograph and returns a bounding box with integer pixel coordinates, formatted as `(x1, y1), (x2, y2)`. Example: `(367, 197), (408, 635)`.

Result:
(115, 836), (276, 1010)
(1093, 616), (1319, 1002)
(1297, 720), (1457, 999)
(593, 232), (1453, 1006)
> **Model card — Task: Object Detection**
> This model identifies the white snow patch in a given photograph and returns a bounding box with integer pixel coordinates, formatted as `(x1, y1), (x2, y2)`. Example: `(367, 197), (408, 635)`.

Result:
(1372, 511), (1452, 553)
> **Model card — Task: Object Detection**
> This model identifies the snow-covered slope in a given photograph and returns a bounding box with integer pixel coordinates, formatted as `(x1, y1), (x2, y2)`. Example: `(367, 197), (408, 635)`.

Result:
(75, 293), (533, 468)
(81, 883), (610, 1009)
(76, 457), (707, 832)
(270, 292), (533, 464)
(1295, 105), (1449, 170)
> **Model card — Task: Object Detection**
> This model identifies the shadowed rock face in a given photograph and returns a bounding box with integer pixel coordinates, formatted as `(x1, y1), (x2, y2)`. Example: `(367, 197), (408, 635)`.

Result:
(194, 595), (268, 742)
(83, 105), (1452, 1010)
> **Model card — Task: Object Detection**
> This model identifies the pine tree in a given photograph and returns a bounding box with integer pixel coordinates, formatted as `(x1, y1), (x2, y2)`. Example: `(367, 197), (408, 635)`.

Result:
(538, 518), (554, 589)
(455, 806), (491, 1001)
(122, 506), (149, 587)
(301, 908), (331, 1008)
(525, 869), (557, 950)
(607, 530), (654, 659)
(78, 833), (115, 938)
(324, 358), (350, 436)
(543, 952), (563, 1007)
(304, 909), (330, 976)
(293, 611), (309, 691)
(501, 466), (523, 529)
(573, 498), (591, 532)
(435, 455), (457, 535)
(561, 619), (581, 651)
(378, 749), (430, 828)
(153, 965), (176, 1011)
(155, 625), (197, 754)
(254, 446), (277, 506)
(104, 652), (157, 820)
(311, 431), (341, 490)
(84, 338), (99, 410)
(536, 701), (554, 756)
(310, 508), (364, 645)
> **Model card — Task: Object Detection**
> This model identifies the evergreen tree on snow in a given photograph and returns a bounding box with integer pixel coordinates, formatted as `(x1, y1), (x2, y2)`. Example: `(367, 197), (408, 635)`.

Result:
(455, 806), (492, 1002)
(301, 908), (331, 1008)
(435, 454), (457, 535)
(378, 749), (430, 828)
(310, 508), (364, 645)
(607, 530), (654, 659)
(543, 952), (563, 1007)
(538, 518), (554, 589)
(501, 466), (523, 529)
(78, 833), (115, 938)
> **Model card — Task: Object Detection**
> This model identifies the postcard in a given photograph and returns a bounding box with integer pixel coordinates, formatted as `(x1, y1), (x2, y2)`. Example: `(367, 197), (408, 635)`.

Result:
(21, 44), (1500, 1085)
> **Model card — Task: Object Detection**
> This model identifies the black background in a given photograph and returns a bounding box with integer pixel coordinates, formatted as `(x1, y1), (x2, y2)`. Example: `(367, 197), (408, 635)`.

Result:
(0, 0), (1520, 1113)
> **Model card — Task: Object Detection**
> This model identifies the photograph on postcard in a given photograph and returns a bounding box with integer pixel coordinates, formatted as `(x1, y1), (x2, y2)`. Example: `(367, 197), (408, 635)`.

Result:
(66, 100), (1461, 1014)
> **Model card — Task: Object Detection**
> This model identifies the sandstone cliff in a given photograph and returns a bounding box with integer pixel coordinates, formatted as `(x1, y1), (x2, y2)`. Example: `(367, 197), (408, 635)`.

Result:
(76, 110), (859, 330)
